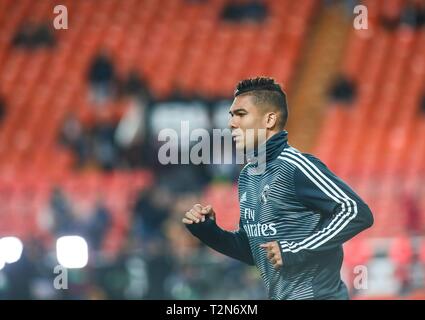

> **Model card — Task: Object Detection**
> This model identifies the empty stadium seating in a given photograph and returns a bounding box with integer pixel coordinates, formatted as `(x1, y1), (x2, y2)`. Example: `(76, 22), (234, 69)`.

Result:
(315, 1), (425, 237)
(0, 0), (424, 254)
(0, 0), (316, 252)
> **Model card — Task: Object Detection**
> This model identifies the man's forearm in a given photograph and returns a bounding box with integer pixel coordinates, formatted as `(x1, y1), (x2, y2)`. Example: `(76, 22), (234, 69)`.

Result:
(186, 219), (255, 265)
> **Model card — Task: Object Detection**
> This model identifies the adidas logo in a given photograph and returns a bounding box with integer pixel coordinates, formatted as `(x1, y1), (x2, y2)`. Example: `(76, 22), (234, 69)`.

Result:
(240, 192), (247, 203)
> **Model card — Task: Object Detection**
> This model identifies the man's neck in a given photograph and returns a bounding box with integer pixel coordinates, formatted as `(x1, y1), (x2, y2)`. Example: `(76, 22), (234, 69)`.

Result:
(265, 129), (280, 142)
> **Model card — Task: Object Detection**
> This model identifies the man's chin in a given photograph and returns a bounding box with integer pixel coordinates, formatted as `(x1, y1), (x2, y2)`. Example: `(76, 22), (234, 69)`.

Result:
(235, 142), (245, 152)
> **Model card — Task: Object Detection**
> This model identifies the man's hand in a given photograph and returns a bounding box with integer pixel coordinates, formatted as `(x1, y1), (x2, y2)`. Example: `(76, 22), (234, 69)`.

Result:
(260, 241), (283, 269)
(182, 204), (215, 224)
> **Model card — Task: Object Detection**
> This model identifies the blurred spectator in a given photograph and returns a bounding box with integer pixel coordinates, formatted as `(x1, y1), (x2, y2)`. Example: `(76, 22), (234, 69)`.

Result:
(221, 0), (268, 23)
(32, 23), (56, 47)
(402, 191), (422, 236)
(60, 115), (121, 170)
(323, 0), (358, 17)
(143, 237), (174, 299)
(344, 0), (358, 16)
(12, 22), (33, 47)
(119, 69), (153, 104)
(49, 186), (75, 236)
(12, 22), (55, 49)
(60, 110), (154, 170)
(381, 3), (402, 31)
(59, 113), (89, 167)
(92, 121), (119, 170)
(2, 239), (50, 300)
(121, 70), (143, 97)
(132, 187), (169, 242)
(401, 0), (425, 29)
(49, 187), (111, 248)
(185, 0), (208, 3)
(0, 95), (5, 123)
(94, 254), (129, 299)
(157, 164), (211, 194)
(329, 75), (357, 104)
(119, 135), (155, 169)
(115, 100), (150, 168)
(87, 50), (116, 104)
(84, 198), (112, 251)
(420, 91), (425, 114)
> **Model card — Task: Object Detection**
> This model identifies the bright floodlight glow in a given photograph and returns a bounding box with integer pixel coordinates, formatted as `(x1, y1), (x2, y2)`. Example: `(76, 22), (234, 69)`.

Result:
(0, 257), (5, 271)
(56, 236), (88, 269)
(0, 237), (24, 263)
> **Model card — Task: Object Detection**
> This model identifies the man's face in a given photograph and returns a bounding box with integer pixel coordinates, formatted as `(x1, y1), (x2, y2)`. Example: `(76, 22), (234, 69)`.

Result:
(228, 94), (266, 152)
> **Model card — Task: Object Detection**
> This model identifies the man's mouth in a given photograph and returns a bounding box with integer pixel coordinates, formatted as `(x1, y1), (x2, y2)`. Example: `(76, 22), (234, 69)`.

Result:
(231, 130), (243, 142)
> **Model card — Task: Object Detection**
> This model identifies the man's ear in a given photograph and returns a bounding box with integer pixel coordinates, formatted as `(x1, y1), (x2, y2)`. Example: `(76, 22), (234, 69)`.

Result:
(265, 112), (278, 129)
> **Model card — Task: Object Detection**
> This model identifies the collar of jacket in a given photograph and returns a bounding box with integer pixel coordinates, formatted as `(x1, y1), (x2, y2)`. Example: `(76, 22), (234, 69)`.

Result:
(264, 130), (289, 162)
(248, 130), (289, 164)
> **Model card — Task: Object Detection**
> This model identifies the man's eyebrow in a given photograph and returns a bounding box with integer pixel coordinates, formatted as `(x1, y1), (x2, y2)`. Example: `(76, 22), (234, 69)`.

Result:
(229, 108), (248, 115)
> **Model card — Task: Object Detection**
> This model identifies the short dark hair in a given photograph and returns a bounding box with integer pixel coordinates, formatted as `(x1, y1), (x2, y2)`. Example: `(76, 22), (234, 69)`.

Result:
(234, 77), (288, 129)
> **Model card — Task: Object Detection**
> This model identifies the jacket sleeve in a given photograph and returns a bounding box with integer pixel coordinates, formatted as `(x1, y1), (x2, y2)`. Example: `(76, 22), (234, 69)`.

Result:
(278, 154), (374, 267)
(185, 218), (255, 265)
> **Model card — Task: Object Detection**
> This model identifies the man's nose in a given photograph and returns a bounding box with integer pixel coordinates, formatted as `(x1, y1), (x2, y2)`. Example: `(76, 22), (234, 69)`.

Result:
(228, 117), (237, 129)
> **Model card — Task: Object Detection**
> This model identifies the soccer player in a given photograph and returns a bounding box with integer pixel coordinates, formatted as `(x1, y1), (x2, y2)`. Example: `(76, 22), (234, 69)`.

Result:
(182, 77), (374, 300)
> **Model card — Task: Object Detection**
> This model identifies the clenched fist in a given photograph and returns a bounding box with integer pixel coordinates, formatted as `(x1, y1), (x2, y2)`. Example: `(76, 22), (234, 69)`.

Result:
(260, 241), (283, 269)
(182, 204), (215, 224)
